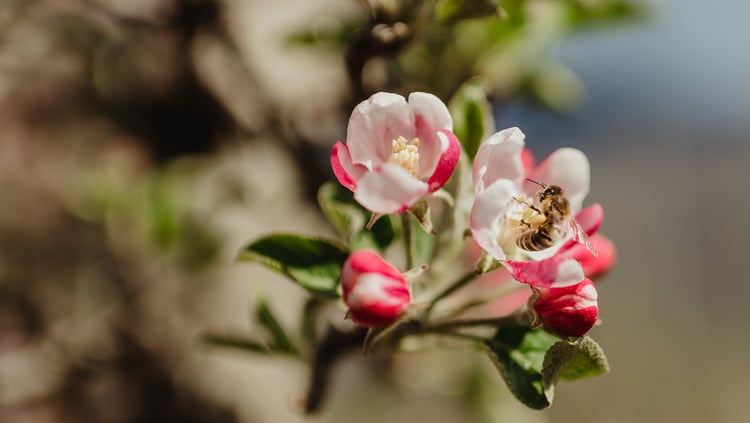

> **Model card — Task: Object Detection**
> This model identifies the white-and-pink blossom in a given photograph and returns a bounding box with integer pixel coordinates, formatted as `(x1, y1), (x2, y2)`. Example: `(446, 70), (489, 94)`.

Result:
(341, 250), (411, 327)
(331, 92), (461, 214)
(469, 127), (597, 288)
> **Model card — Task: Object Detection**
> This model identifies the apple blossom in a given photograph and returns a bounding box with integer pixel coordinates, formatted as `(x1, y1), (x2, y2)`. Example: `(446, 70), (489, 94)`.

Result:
(331, 92), (461, 214)
(470, 127), (596, 288)
(529, 278), (599, 337)
(341, 250), (411, 327)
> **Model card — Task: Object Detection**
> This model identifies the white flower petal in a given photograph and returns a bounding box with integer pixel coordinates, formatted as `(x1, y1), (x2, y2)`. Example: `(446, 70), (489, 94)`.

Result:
(526, 147), (590, 214)
(408, 92), (453, 179)
(346, 92), (412, 168)
(469, 179), (517, 260)
(354, 163), (429, 214)
(473, 127), (526, 193)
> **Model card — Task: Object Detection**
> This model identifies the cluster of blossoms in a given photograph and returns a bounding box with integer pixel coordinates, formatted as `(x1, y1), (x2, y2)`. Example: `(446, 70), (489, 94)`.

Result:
(332, 92), (615, 337)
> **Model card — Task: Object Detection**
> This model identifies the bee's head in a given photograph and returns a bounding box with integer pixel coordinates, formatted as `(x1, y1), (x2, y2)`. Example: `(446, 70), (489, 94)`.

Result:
(539, 185), (562, 200)
(540, 185), (569, 214)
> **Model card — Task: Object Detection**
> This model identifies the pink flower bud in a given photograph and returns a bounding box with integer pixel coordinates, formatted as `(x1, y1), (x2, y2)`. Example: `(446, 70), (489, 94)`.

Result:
(529, 278), (598, 337)
(341, 250), (411, 327)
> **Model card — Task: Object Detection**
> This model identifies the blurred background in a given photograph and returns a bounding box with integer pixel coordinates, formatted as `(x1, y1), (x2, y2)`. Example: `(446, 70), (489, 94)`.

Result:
(0, 0), (747, 422)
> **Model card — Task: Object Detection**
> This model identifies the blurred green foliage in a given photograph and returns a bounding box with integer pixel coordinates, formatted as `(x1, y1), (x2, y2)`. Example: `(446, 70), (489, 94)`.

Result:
(289, 0), (645, 112)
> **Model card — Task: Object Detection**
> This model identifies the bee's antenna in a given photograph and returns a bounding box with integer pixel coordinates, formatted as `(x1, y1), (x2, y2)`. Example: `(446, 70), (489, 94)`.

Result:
(525, 178), (547, 188)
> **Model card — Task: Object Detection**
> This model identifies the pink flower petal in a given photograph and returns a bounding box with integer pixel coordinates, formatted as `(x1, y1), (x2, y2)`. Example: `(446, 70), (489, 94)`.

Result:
(526, 147), (590, 214)
(504, 255), (585, 288)
(354, 163), (429, 214)
(470, 179), (517, 261)
(346, 92), (413, 168)
(425, 130), (461, 193)
(473, 127), (526, 193)
(408, 92), (453, 180)
(559, 203), (604, 252)
(331, 141), (366, 192)
(573, 203), (603, 235)
(562, 233), (616, 278)
(521, 147), (535, 174)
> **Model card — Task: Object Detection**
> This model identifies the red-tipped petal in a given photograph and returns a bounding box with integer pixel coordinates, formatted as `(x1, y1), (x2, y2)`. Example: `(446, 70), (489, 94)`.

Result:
(425, 129), (460, 193)
(504, 255), (585, 288)
(331, 141), (366, 192)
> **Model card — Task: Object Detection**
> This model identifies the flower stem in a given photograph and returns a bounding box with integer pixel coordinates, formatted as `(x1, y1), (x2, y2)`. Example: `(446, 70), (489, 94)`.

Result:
(426, 312), (530, 332)
(422, 329), (487, 343)
(303, 325), (367, 414)
(426, 271), (477, 312)
(446, 283), (527, 316)
(401, 213), (413, 270)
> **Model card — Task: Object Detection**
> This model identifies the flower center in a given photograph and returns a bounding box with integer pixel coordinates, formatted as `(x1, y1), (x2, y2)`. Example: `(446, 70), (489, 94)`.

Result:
(388, 136), (420, 176)
(500, 194), (545, 256)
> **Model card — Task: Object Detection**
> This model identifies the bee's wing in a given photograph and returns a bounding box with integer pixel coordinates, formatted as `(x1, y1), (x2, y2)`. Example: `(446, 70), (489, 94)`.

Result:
(566, 217), (599, 257)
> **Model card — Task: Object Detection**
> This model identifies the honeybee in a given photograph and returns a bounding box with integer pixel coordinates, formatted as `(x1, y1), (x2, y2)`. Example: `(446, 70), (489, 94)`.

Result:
(515, 180), (598, 257)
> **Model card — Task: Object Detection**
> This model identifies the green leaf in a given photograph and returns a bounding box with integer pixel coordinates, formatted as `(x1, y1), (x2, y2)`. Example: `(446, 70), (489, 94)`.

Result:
(483, 326), (559, 409)
(449, 80), (495, 160)
(255, 294), (299, 356)
(202, 333), (269, 354)
(238, 233), (348, 299)
(317, 182), (394, 251)
(541, 336), (609, 388)
(435, 0), (501, 23)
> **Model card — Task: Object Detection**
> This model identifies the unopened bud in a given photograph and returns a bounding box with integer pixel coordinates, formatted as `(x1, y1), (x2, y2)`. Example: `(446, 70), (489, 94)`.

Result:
(529, 278), (598, 337)
(341, 250), (411, 327)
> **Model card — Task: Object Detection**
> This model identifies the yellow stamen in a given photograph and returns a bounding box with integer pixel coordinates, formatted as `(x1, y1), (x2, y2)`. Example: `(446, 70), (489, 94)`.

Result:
(388, 136), (420, 176)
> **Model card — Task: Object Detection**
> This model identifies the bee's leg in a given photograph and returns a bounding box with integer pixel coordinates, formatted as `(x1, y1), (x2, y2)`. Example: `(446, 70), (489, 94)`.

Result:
(512, 197), (541, 214)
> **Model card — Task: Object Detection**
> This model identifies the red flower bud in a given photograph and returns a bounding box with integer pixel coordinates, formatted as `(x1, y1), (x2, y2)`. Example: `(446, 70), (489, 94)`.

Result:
(529, 278), (598, 337)
(341, 250), (411, 327)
